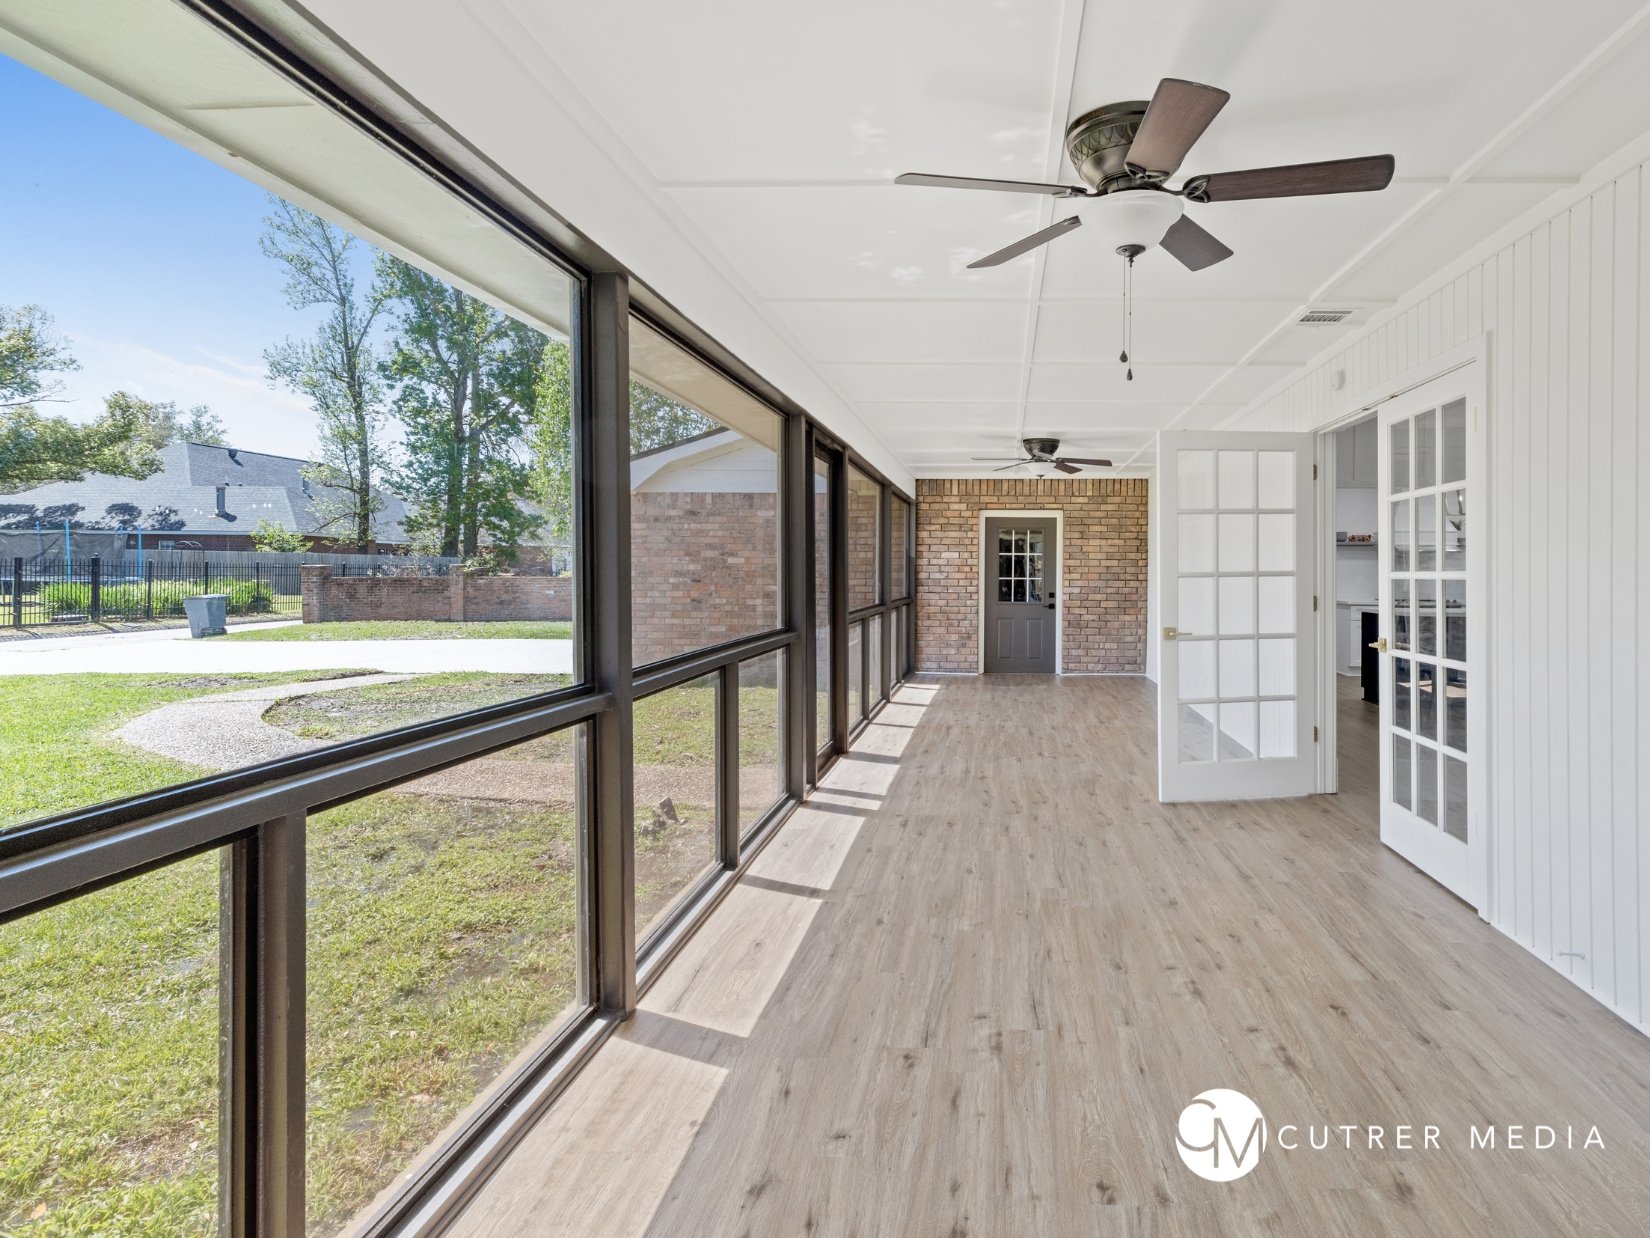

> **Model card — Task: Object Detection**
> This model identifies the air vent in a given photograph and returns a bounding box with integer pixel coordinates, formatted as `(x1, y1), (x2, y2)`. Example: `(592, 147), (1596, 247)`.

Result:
(1298, 308), (1354, 324)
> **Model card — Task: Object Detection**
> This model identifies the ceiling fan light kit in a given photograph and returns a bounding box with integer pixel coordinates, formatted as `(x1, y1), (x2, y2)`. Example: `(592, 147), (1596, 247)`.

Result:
(897, 77), (1395, 379)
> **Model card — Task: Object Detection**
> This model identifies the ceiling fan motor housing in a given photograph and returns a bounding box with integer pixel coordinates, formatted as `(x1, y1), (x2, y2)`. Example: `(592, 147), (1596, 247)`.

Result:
(1065, 102), (1151, 191)
(1023, 437), (1061, 459)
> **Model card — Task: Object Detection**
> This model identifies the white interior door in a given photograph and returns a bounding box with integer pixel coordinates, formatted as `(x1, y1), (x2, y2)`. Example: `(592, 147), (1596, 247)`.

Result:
(1158, 431), (1317, 802)
(1377, 376), (1485, 907)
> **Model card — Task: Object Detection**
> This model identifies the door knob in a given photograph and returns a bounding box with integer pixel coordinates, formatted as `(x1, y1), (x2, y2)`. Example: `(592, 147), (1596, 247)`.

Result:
(1368, 637), (1388, 652)
(1164, 627), (1194, 639)
(1045, 601), (1056, 610)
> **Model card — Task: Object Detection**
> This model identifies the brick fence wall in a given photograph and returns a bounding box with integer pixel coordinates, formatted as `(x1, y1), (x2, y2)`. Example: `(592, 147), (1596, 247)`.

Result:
(300, 565), (573, 624)
(915, 477), (1148, 674)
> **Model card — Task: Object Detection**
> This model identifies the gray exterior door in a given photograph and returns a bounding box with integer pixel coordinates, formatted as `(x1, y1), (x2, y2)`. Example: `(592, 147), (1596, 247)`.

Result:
(984, 517), (1057, 673)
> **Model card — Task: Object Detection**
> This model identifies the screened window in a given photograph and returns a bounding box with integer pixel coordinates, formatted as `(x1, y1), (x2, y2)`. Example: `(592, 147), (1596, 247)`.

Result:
(628, 319), (783, 667)
(847, 465), (880, 611)
(0, 46), (580, 836)
(890, 495), (911, 599)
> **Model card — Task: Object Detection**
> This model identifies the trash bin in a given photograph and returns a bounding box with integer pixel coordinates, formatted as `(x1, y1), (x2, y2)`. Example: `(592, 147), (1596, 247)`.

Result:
(183, 593), (228, 638)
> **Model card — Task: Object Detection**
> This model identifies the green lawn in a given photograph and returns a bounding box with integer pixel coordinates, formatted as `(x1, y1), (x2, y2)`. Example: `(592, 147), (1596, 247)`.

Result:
(0, 671), (369, 833)
(0, 669), (763, 1233)
(224, 619), (572, 642)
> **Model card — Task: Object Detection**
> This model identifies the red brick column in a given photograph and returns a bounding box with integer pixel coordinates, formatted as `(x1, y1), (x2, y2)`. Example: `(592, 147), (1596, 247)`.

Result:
(300, 564), (331, 624)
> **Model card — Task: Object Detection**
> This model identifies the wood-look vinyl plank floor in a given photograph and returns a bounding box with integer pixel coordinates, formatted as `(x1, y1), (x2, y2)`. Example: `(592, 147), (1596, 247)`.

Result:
(450, 675), (1650, 1238)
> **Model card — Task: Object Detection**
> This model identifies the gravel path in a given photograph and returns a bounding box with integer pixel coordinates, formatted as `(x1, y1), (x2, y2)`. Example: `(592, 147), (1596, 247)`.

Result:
(115, 673), (413, 770)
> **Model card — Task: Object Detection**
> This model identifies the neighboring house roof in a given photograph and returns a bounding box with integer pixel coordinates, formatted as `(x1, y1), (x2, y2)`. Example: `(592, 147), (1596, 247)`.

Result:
(630, 427), (779, 494)
(0, 441), (412, 543)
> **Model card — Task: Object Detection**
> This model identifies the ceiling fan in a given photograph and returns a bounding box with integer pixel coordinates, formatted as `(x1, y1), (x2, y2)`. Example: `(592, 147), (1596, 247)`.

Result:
(896, 77), (1395, 272)
(972, 438), (1112, 475)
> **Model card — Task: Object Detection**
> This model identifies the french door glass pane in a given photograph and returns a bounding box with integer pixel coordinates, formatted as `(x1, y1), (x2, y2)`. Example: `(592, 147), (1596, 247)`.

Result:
(1257, 451), (1294, 508)
(1415, 408), (1437, 488)
(1218, 702), (1257, 760)
(1416, 493), (1437, 571)
(1444, 755), (1469, 841)
(1181, 576), (1216, 634)
(1217, 450), (1254, 508)
(1393, 736), (1412, 809)
(1444, 580), (1466, 660)
(1257, 513), (1295, 572)
(1392, 578), (1411, 651)
(1441, 398), (1467, 484)
(1217, 514), (1255, 572)
(1259, 700), (1296, 758)
(1391, 499), (1410, 571)
(1179, 640), (1216, 698)
(1390, 421), (1410, 493)
(1218, 576), (1253, 635)
(1416, 743), (1439, 823)
(1445, 669), (1468, 753)
(1258, 575), (1294, 633)
(1179, 704), (1216, 762)
(1416, 579), (1437, 655)
(1218, 639), (1256, 698)
(1258, 638), (1295, 696)
(1179, 514), (1216, 573)
(1179, 449), (1216, 507)
(1393, 657), (1412, 732)
(1442, 489), (1466, 569)
(1416, 662), (1438, 740)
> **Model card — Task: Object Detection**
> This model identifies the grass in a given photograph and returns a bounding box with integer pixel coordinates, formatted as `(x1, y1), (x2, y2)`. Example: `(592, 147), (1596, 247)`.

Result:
(0, 670), (737, 1232)
(224, 619), (573, 642)
(0, 671), (370, 833)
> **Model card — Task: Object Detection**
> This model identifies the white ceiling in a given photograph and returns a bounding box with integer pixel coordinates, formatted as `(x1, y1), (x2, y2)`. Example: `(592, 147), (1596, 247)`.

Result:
(320, 0), (1650, 475)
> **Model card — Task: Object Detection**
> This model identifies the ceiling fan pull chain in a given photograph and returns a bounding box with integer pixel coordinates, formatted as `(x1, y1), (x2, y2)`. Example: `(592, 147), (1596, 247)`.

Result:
(1125, 254), (1135, 381)
(1119, 262), (1129, 365)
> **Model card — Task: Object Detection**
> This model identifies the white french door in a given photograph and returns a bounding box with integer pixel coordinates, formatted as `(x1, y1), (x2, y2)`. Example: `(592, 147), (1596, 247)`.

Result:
(1377, 375), (1485, 907)
(1158, 431), (1318, 802)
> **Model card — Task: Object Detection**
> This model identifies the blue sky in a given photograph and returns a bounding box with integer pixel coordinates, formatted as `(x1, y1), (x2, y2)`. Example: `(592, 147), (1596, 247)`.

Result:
(1, 52), (364, 458)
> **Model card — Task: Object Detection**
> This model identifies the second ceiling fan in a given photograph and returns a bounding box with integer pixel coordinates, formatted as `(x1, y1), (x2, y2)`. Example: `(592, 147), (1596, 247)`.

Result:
(897, 77), (1395, 271)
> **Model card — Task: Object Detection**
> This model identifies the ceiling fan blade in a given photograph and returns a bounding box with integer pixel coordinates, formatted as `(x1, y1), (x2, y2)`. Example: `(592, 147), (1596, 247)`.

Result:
(1183, 154), (1395, 203)
(896, 172), (1082, 197)
(1056, 456), (1113, 467)
(967, 216), (1083, 269)
(1053, 461), (1082, 475)
(970, 457), (1030, 462)
(1124, 78), (1230, 177)
(993, 461), (1028, 472)
(1159, 215), (1234, 272)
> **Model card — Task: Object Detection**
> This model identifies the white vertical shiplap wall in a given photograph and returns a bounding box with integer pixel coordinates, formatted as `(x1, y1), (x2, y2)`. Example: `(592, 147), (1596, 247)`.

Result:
(1227, 164), (1649, 1036)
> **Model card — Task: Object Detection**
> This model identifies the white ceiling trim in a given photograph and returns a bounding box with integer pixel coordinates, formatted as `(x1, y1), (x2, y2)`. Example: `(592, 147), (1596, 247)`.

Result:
(1122, 0), (1650, 466)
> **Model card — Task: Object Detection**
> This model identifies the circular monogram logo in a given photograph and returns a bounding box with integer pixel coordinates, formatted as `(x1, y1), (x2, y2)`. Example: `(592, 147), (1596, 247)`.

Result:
(1176, 1088), (1267, 1181)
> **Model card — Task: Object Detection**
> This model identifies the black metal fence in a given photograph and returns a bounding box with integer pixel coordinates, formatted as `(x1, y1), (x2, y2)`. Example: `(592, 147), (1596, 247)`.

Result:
(3, 555), (311, 628)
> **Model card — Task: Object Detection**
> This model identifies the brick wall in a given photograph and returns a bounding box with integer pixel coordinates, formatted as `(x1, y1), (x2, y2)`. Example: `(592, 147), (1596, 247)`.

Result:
(630, 491), (778, 666)
(300, 565), (573, 624)
(915, 477), (1148, 674)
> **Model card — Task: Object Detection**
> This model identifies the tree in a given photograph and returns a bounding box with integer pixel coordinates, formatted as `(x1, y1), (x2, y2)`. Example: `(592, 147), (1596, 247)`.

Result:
(104, 391), (227, 448)
(249, 518), (309, 553)
(378, 256), (545, 560)
(261, 199), (388, 551)
(1, 305), (162, 490)
(530, 339), (715, 543)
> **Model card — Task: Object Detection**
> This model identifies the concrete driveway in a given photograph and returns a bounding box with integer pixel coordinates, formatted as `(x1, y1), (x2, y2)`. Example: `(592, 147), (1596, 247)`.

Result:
(0, 624), (575, 677)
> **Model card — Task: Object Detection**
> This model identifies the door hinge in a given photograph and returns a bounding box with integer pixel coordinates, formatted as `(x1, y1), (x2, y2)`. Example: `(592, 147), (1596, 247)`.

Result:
(1313, 594), (1319, 612)
(1313, 726), (1320, 743)
(1313, 463), (1319, 481)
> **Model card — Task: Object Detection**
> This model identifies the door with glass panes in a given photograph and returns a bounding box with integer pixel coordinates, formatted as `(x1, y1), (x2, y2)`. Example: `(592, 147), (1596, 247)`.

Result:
(1158, 431), (1317, 801)
(984, 517), (1057, 673)
(1377, 375), (1485, 907)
